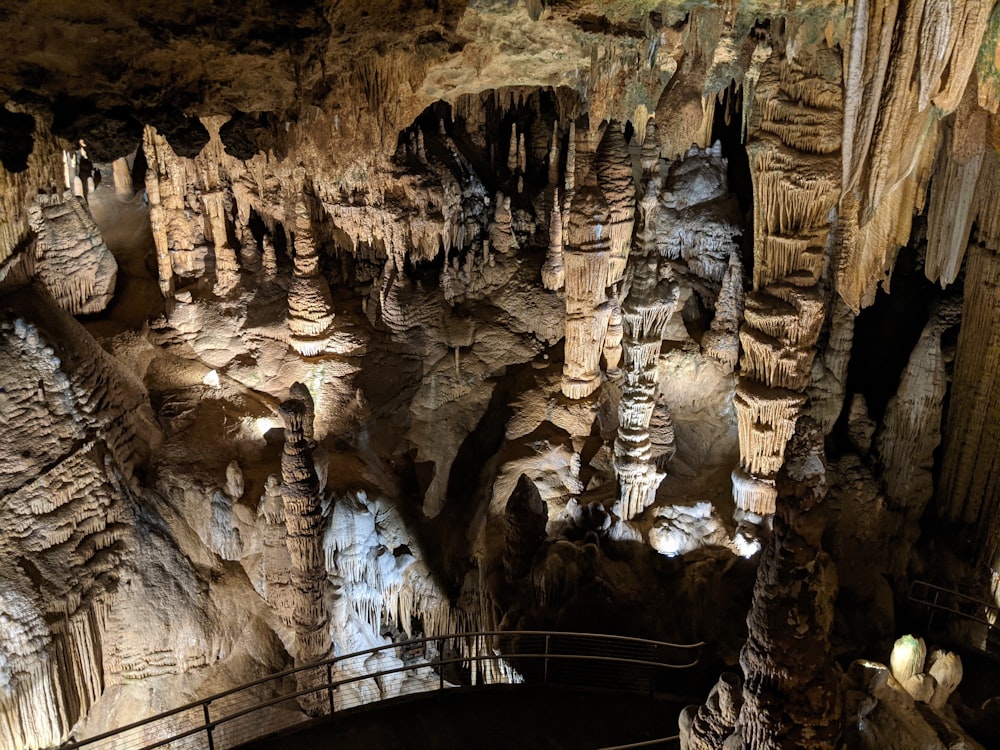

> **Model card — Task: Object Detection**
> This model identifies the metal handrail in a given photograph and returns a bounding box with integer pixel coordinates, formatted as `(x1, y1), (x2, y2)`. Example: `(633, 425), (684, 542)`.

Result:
(58, 630), (705, 750)
(909, 580), (999, 627)
(597, 737), (680, 749)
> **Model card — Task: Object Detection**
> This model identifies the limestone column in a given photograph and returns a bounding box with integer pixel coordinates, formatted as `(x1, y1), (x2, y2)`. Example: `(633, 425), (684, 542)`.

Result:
(733, 49), (842, 518)
(203, 191), (239, 296)
(561, 177), (613, 399)
(938, 243), (1000, 569)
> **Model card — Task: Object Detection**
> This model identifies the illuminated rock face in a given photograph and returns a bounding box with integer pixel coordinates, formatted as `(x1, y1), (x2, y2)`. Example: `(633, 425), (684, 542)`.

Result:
(27, 193), (118, 314)
(1, 3), (1000, 748)
(733, 47), (842, 518)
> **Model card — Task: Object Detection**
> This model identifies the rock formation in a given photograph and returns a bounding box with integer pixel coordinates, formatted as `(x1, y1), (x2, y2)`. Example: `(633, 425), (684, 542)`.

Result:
(27, 193), (118, 314)
(683, 419), (842, 749)
(279, 399), (330, 665)
(613, 125), (681, 521)
(732, 46), (842, 519)
(560, 175), (614, 400)
(0, 3), (999, 748)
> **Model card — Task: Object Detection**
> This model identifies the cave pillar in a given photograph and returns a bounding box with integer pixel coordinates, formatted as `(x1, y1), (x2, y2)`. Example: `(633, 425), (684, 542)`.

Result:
(561, 177), (613, 400)
(733, 48), (842, 518)
(286, 199), (336, 356)
(203, 191), (239, 296)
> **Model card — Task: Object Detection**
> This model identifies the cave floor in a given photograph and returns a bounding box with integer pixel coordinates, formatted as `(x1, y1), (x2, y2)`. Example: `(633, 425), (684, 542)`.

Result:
(237, 686), (685, 750)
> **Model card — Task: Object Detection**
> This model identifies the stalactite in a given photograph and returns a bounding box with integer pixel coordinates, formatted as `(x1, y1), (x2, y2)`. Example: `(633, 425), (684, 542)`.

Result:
(203, 191), (240, 296)
(838, 0), (991, 309)
(925, 85), (989, 286)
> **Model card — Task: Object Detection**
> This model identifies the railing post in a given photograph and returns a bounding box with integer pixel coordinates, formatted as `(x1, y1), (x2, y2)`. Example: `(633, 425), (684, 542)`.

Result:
(543, 635), (551, 685)
(928, 588), (940, 632)
(203, 701), (215, 750)
(439, 639), (445, 691)
(327, 662), (335, 716)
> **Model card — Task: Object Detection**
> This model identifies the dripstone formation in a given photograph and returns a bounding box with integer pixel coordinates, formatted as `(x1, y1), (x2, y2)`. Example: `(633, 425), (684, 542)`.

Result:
(1, 2), (1000, 748)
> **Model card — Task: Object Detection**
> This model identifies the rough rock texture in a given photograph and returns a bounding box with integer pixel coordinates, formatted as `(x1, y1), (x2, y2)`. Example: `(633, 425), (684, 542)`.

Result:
(26, 193), (118, 314)
(0, 2), (999, 748)
(937, 244), (1000, 566)
(613, 124), (681, 522)
(733, 46), (842, 518)
(503, 474), (548, 583)
(279, 399), (330, 665)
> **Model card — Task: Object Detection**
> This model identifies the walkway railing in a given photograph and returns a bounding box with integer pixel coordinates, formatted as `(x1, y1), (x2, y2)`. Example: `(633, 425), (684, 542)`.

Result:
(909, 579), (999, 653)
(58, 631), (704, 750)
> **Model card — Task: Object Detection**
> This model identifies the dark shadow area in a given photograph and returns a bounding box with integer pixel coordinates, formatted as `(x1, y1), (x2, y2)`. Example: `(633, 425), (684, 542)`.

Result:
(238, 686), (686, 750)
(710, 82), (754, 276)
(843, 240), (937, 426)
(145, 112), (210, 158)
(0, 107), (35, 173)
(50, 96), (143, 162)
(220, 111), (287, 160)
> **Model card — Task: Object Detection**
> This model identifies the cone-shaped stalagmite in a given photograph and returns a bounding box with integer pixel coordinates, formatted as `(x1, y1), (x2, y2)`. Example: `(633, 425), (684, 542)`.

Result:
(286, 199), (336, 356)
(279, 399), (330, 665)
(503, 474), (548, 582)
(613, 125), (681, 521)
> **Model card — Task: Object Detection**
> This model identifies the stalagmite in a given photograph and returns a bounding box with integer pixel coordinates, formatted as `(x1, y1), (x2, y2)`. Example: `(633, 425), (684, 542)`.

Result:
(507, 123), (519, 173)
(702, 246), (745, 373)
(226, 460), (244, 501)
(603, 292), (623, 376)
(878, 301), (957, 518)
(503, 474), (548, 582)
(286, 199), (337, 356)
(111, 157), (133, 199)
(279, 399), (331, 667)
(289, 381), (317, 444)
(734, 420), (842, 749)
(613, 129), (682, 521)
(541, 189), (565, 290)
(261, 234), (278, 287)
(679, 673), (743, 750)
(489, 192), (517, 255)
